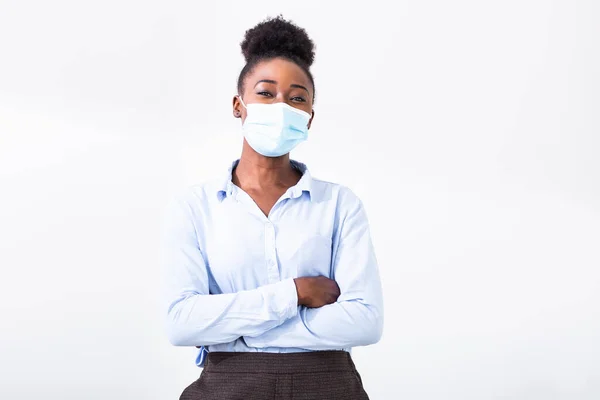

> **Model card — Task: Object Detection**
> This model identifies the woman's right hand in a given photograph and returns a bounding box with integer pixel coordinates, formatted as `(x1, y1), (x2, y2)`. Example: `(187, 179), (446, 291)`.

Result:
(294, 276), (340, 308)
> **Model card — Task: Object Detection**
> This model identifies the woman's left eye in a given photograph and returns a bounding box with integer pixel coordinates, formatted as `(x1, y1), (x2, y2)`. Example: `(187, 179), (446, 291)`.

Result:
(291, 96), (306, 102)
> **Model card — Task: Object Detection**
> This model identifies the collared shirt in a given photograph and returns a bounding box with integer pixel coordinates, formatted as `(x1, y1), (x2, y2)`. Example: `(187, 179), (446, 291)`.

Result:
(161, 160), (383, 367)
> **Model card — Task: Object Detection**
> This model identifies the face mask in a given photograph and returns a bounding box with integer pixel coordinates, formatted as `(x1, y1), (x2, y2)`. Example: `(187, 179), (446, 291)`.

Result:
(238, 96), (311, 157)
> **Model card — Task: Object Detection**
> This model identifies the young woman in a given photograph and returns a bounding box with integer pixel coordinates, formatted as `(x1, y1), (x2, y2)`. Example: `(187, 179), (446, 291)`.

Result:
(163, 15), (384, 400)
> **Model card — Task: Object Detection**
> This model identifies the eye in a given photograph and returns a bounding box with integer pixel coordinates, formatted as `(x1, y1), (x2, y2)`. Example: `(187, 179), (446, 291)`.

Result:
(257, 91), (273, 97)
(291, 96), (306, 103)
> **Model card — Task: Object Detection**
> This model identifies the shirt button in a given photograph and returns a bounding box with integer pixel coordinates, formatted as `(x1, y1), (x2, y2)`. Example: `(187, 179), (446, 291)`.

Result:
(269, 259), (276, 267)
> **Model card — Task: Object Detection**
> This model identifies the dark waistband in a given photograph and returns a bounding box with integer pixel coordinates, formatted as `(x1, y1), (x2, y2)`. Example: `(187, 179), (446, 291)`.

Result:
(204, 351), (356, 374)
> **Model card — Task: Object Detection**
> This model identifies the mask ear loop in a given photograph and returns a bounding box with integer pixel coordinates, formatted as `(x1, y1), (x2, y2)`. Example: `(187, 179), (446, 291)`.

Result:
(237, 95), (247, 109)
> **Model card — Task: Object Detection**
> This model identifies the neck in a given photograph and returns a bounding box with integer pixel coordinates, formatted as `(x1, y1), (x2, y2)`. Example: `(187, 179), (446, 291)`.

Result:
(233, 141), (299, 190)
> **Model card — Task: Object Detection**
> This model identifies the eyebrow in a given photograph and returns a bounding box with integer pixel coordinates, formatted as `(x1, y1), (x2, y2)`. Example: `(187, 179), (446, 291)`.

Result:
(254, 80), (310, 95)
(254, 79), (277, 87)
(290, 84), (310, 95)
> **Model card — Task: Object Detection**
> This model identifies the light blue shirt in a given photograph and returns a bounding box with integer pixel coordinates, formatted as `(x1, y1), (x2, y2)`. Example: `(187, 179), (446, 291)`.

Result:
(161, 160), (384, 367)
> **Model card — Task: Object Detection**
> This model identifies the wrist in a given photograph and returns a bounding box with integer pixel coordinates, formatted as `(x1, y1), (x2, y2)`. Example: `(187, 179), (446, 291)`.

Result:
(293, 278), (305, 306)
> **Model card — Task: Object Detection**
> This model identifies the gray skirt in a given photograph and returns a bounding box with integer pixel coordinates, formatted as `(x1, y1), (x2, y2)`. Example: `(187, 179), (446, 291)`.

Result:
(179, 351), (370, 400)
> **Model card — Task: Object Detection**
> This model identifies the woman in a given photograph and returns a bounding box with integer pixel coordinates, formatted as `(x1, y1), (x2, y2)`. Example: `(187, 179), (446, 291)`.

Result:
(162, 15), (384, 400)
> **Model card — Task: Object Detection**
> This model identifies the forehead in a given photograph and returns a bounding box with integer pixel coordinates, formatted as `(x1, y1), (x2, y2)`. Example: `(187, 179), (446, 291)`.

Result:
(246, 58), (312, 90)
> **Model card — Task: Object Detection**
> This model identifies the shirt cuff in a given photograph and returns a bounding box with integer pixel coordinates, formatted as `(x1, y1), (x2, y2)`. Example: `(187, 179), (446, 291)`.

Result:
(270, 277), (299, 321)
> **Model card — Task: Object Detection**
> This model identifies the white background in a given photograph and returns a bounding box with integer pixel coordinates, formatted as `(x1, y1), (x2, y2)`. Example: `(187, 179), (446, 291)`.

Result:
(1, 1), (599, 399)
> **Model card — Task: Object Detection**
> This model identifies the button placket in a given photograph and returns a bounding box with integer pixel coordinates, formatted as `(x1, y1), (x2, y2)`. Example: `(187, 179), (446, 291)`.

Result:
(264, 221), (279, 283)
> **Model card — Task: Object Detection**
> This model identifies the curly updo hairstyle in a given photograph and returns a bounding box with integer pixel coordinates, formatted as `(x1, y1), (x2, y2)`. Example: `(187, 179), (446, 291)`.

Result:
(237, 15), (316, 100)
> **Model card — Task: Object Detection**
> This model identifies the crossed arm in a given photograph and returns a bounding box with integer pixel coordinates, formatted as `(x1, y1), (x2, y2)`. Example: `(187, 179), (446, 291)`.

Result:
(162, 193), (383, 349)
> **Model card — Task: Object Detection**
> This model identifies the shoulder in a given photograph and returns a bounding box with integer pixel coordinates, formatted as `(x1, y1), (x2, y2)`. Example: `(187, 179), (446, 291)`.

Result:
(180, 180), (222, 205)
(164, 178), (223, 219)
(168, 159), (237, 209)
(310, 176), (364, 212)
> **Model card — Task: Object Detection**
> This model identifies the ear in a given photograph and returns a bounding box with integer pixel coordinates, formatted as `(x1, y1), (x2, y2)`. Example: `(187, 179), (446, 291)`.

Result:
(307, 109), (315, 129)
(232, 95), (243, 119)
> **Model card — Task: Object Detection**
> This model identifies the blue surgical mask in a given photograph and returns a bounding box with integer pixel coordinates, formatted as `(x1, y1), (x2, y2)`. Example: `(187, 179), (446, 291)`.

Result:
(238, 96), (311, 157)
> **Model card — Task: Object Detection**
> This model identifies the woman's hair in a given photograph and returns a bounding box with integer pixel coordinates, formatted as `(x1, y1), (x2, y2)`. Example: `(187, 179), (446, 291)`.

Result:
(237, 15), (316, 99)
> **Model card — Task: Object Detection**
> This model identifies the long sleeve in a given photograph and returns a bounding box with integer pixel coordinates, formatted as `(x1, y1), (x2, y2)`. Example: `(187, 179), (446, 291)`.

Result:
(161, 195), (299, 347)
(243, 194), (384, 350)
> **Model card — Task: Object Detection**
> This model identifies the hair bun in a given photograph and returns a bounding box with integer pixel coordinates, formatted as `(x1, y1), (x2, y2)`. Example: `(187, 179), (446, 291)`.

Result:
(240, 15), (315, 67)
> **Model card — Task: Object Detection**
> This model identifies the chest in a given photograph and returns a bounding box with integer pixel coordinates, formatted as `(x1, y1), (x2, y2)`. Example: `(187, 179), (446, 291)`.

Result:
(201, 196), (336, 294)
(245, 188), (286, 217)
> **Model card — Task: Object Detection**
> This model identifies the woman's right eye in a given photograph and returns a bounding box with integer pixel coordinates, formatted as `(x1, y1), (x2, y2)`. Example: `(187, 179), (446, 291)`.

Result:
(257, 91), (272, 97)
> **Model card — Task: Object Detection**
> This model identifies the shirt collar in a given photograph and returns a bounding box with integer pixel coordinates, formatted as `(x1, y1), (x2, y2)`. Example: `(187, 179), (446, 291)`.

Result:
(217, 159), (316, 202)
